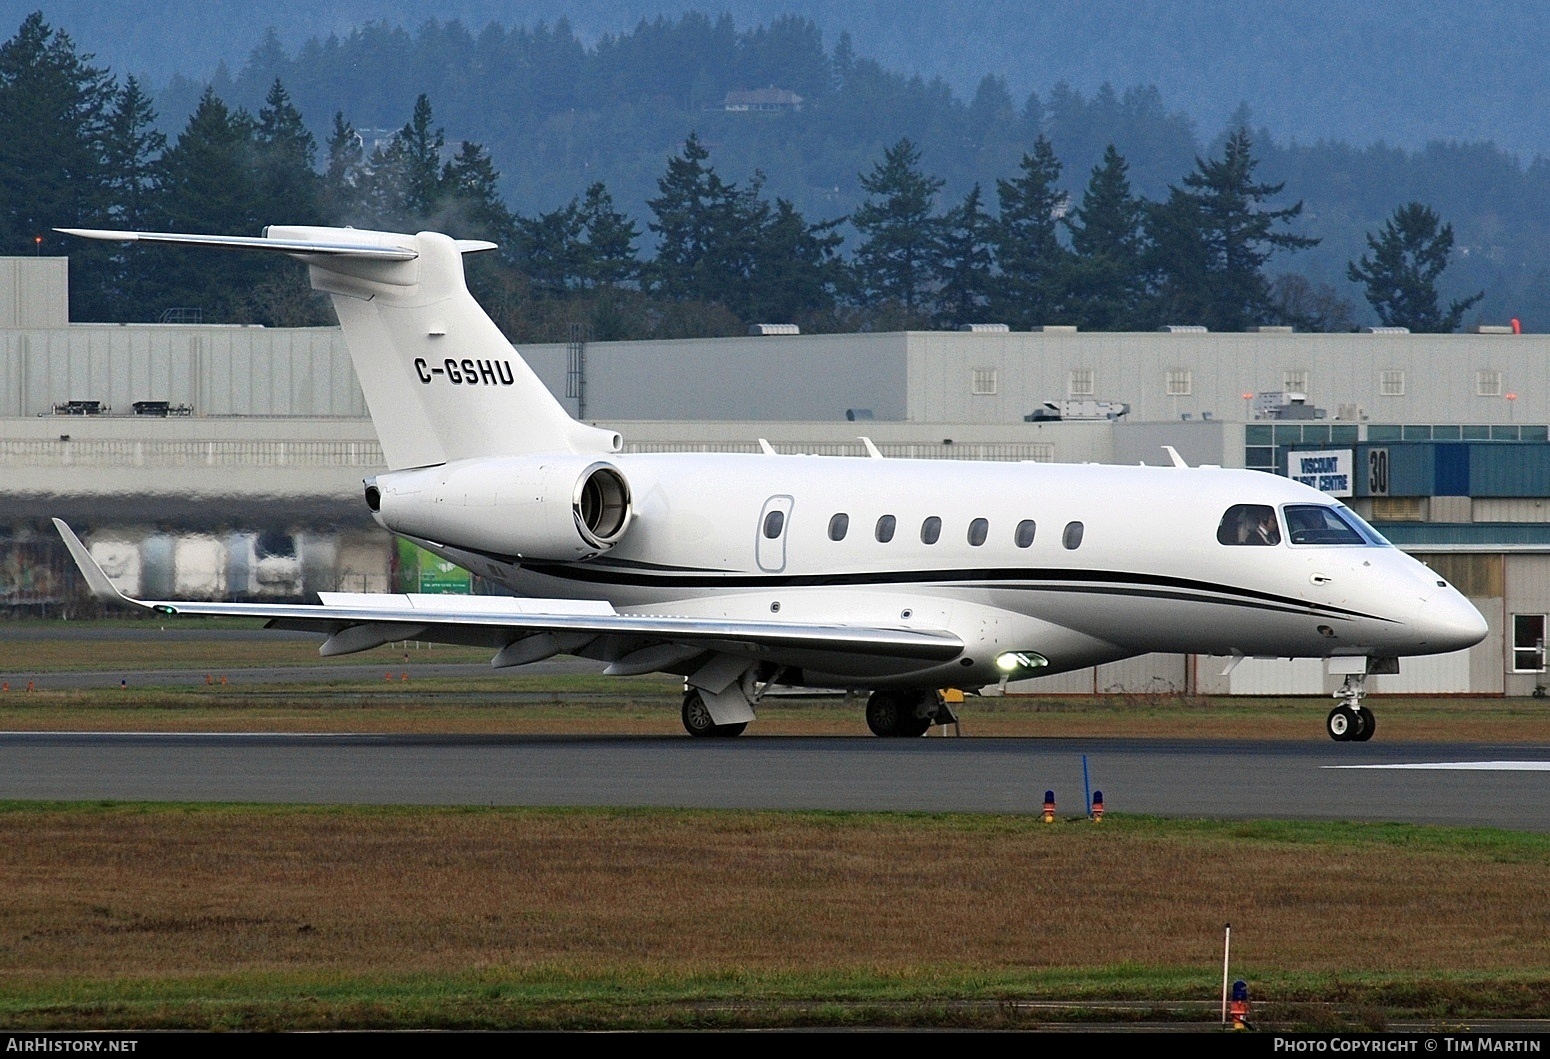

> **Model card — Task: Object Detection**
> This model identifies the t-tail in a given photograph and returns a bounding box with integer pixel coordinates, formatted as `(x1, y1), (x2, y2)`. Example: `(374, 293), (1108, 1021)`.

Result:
(56, 226), (619, 469)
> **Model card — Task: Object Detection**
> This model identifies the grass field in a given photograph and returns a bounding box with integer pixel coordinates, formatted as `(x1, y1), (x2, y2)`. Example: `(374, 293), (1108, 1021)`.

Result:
(3, 621), (1549, 1030)
(3, 803), (1549, 1031)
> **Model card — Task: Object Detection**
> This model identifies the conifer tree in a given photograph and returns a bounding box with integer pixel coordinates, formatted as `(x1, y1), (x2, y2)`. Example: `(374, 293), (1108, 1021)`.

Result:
(850, 138), (943, 314)
(745, 198), (844, 322)
(442, 140), (515, 244)
(1347, 202), (1483, 332)
(0, 13), (112, 252)
(1063, 145), (1150, 330)
(95, 75), (166, 318)
(253, 79), (320, 224)
(322, 111), (366, 222)
(1148, 128), (1316, 331)
(101, 76), (165, 228)
(935, 184), (996, 327)
(151, 88), (267, 320)
(646, 132), (750, 305)
(576, 183), (639, 289)
(365, 94), (447, 227)
(992, 137), (1070, 327)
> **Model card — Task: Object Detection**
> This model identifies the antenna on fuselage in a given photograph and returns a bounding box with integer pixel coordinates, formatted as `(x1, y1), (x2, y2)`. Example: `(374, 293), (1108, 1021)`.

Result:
(858, 437), (884, 459)
(1162, 445), (1189, 468)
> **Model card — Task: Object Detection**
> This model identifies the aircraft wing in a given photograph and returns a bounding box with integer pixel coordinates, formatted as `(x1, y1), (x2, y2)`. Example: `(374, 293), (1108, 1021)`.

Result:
(54, 521), (962, 671)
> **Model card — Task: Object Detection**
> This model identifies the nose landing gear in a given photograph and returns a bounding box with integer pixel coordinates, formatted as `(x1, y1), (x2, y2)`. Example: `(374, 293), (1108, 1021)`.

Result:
(1326, 673), (1376, 742)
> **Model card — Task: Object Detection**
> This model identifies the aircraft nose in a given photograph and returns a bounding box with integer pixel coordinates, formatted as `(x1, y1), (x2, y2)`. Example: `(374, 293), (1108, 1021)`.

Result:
(1417, 590), (1489, 652)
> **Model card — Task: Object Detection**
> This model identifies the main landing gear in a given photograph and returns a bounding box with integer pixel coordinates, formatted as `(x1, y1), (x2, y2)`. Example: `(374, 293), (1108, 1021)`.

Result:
(865, 689), (958, 737)
(681, 688), (747, 738)
(1326, 673), (1376, 742)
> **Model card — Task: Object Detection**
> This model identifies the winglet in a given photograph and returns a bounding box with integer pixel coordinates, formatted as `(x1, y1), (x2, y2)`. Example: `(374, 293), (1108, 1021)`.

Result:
(51, 519), (154, 611)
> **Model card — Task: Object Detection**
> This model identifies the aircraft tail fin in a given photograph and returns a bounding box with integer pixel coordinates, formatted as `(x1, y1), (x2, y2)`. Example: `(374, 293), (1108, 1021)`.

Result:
(57, 226), (619, 470)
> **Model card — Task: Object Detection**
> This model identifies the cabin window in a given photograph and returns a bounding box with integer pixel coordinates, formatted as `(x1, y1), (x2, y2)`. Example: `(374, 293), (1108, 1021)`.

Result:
(762, 510), (785, 538)
(1062, 521), (1084, 549)
(828, 513), (849, 541)
(1217, 504), (1281, 546)
(1015, 520), (1036, 548)
(1513, 614), (1547, 673)
(1284, 505), (1366, 545)
(875, 514), (897, 543)
(967, 518), (989, 546)
(921, 516), (942, 545)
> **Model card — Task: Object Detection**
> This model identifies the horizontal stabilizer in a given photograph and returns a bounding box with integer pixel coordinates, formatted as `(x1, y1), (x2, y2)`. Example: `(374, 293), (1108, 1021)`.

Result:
(55, 227), (499, 259)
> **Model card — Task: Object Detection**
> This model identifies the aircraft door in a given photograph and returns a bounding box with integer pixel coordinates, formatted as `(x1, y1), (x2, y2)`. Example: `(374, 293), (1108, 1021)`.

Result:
(756, 494), (794, 572)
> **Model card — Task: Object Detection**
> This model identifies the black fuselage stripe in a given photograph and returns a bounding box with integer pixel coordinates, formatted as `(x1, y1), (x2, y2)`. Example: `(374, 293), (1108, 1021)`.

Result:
(496, 557), (1393, 624)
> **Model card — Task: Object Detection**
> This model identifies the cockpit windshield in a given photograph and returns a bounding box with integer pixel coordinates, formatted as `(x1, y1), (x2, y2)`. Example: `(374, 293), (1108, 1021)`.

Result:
(1217, 504), (1281, 546)
(1283, 504), (1387, 546)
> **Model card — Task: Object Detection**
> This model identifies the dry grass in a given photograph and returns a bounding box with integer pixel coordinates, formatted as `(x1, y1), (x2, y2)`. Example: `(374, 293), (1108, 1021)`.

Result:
(3, 806), (1548, 983)
(2, 685), (1550, 742)
(0, 632), (492, 672)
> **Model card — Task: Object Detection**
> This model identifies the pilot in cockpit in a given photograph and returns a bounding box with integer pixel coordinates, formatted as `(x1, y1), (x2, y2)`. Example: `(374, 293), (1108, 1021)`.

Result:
(1218, 504), (1281, 546)
(1250, 509), (1280, 545)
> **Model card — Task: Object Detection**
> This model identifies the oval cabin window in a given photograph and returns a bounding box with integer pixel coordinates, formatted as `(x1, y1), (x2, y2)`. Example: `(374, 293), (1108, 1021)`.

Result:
(1015, 520), (1036, 548)
(967, 518), (988, 546)
(828, 513), (850, 541)
(921, 516), (942, 545)
(1062, 521), (1084, 549)
(763, 510), (785, 539)
(875, 514), (897, 543)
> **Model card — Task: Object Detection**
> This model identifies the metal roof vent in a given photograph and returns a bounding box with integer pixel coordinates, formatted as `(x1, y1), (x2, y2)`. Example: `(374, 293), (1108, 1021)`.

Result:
(749, 323), (800, 336)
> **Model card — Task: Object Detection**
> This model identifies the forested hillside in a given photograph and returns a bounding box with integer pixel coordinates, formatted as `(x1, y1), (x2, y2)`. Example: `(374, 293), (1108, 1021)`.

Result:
(2, 9), (1541, 335)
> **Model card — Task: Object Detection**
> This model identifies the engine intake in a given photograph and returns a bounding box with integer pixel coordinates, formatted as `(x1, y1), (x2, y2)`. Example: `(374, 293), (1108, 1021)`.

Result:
(366, 456), (633, 560)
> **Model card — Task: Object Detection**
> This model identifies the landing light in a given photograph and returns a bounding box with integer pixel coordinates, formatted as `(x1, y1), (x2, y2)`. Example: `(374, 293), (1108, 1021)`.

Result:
(996, 651), (1049, 673)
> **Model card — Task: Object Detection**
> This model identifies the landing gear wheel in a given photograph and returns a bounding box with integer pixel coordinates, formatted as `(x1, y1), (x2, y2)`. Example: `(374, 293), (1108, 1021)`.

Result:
(866, 691), (933, 736)
(866, 691), (905, 737)
(681, 689), (747, 738)
(682, 689), (718, 738)
(868, 691), (905, 731)
(1326, 705), (1357, 741)
(1352, 710), (1375, 742)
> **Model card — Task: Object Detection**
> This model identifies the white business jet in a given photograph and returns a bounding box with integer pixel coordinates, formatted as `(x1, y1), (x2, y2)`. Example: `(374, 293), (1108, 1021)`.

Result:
(55, 225), (1487, 741)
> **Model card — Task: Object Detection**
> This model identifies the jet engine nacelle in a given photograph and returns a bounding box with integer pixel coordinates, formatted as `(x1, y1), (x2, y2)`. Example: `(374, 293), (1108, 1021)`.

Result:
(365, 455), (632, 560)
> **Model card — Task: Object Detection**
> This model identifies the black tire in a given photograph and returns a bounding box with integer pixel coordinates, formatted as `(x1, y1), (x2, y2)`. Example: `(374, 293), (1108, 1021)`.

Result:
(866, 691), (904, 736)
(1352, 710), (1376, 742)
(1326, 705), (1356, 741)
(682, 689), (718, 738)
(713, 722), (747, 738)
(896, 708), (932, 737)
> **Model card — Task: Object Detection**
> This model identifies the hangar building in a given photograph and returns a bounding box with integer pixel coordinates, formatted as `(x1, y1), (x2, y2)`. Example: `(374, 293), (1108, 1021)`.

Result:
(5, 254), (1550, 696)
